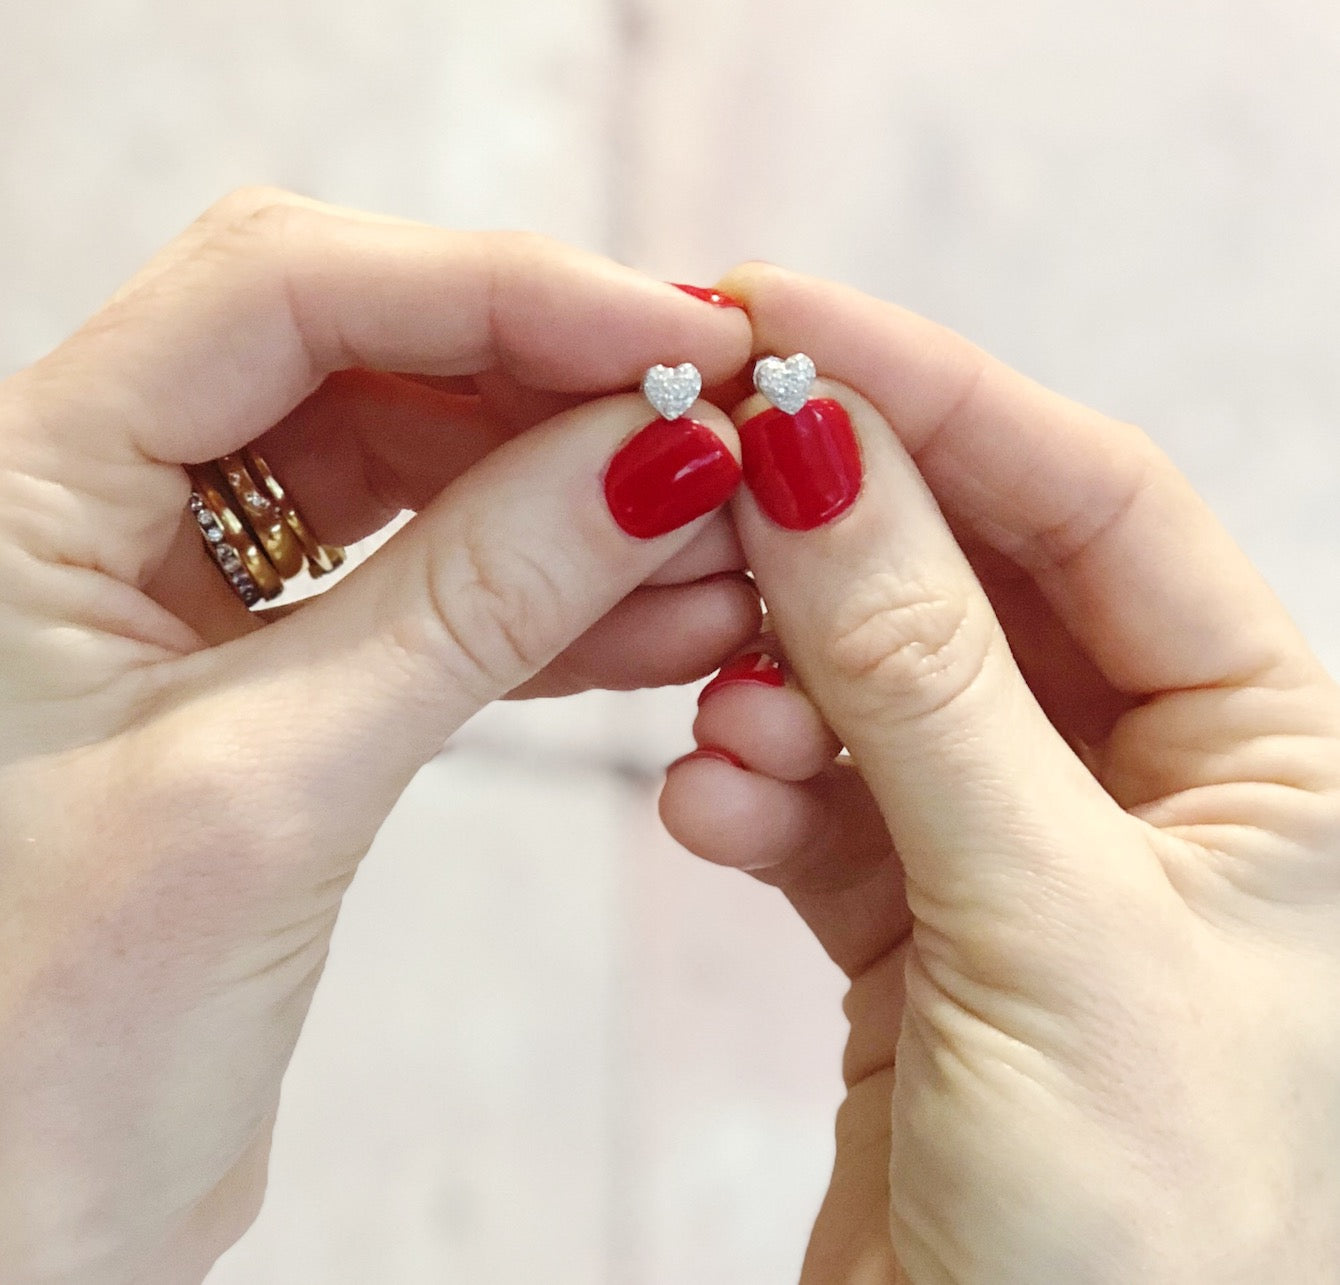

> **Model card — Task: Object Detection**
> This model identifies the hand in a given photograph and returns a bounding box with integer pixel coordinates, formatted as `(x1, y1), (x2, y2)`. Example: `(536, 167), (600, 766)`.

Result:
(663, 265), (1340, 1282)
(0, 190), (752, 1282)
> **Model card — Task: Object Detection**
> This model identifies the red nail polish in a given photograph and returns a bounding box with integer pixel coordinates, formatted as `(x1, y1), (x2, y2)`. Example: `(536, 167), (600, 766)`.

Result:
(605, 418), (742, 539)
(739, 398), (861, 531)
(667, 746), (747, 771)
(671, 283), (747, 311)
(697, 651), (784, 705)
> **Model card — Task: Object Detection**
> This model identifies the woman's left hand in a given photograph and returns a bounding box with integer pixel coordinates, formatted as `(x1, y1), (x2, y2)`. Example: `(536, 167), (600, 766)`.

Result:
(0, 190), (752, 1282)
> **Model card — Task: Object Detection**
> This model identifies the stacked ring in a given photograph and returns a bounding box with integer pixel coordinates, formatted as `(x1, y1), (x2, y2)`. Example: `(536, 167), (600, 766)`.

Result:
(240, 447), (345, 578)
(187, 462), (285, 605)
(186, 446), (346, 607)
(215, 451), (306, 579)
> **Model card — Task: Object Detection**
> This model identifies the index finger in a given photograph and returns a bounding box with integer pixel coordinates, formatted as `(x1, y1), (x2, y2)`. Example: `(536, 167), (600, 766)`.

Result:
(721, 262), (1318, 697)
(18, 189), (753, 468)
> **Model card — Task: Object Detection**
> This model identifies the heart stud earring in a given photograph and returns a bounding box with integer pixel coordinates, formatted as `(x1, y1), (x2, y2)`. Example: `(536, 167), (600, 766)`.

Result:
(753, 352), (816, 415)
(602, 361), (740, 540)
(641, 361), (703, 421)
(740, 353), (862, 531)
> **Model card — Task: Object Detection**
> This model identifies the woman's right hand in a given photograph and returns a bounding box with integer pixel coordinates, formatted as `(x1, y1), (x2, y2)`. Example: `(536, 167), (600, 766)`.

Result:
(664, 264), (1340, 1282)
(0, 191), (752, 1282)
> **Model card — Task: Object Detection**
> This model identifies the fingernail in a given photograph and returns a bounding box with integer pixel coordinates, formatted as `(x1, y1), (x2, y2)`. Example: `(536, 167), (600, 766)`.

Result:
(739, 398), (861, 531)
(667, 746), (747, 771)
(697, 651), (784, 705)
(605, 418), (742, 539)
(671, 283), (747, 311)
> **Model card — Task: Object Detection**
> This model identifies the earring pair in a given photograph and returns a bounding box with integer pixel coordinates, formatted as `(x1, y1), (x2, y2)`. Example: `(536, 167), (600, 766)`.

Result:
(633, 351), (859, 532)
(639, 354), (818, 420)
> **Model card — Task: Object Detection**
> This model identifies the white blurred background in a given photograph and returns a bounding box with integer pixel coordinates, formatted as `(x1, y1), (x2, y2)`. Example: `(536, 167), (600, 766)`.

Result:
(5, 3), (1340, 1281)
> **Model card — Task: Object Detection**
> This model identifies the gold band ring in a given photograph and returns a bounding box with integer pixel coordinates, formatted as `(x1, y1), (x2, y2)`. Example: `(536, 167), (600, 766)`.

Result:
(187, 462), (285, 605)
(241, 447), (346, 579)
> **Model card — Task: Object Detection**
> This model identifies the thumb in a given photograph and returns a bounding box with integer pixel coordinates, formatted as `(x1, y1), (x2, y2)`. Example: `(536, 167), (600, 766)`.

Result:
(168, 391), (742, 833)
(728, 378), (1140, 927)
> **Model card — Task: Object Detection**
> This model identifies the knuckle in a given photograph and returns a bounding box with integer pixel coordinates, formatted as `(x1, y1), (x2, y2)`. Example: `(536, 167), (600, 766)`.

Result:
(417, 530), (567, 702)
(201, 184), (303, 229)
(214, 196), (316, 252)
(46, 189), (316, 371)
(187, 191), (321, 276)
(822, 573), (991, 720)
(196, 197), (331, 367)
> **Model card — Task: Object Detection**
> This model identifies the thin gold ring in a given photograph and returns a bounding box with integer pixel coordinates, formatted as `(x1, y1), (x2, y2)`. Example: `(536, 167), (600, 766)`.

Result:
(242, 446), (346, 578)
(187, 462), (284, 604)
(216, 451), (306, 579)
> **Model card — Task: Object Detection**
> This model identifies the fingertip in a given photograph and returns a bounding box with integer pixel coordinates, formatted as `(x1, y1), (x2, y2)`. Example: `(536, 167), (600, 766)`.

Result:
(611, 392), (742, 459)
(601, 395), (744, 542)
(659, 751), (750, 866)
(669, 282), (748, 312)
(495, 238), (754, 390)
(693, 681), (842, 782)
(716, 260), (792, 313)
(667, 746), (748, 771)
(717, 262), (848, 361)
(656, 281), (754, 385)
(728, 380), (869, 536)
(660, 753), (823, 872)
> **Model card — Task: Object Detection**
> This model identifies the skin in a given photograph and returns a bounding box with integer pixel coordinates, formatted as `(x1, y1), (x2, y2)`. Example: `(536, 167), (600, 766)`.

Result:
(662, 265), (1340, 1282)
(0, 190), (756, 1282)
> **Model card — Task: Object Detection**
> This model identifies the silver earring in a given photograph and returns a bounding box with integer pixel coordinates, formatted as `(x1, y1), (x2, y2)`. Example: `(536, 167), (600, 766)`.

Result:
(641, 362), (703, 421)
(753, 353), (816, 415)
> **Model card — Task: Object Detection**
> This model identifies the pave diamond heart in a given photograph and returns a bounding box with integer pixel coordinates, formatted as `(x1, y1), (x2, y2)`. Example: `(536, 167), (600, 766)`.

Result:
(641, 362), (702, 421)
(754, 353), (816, 415)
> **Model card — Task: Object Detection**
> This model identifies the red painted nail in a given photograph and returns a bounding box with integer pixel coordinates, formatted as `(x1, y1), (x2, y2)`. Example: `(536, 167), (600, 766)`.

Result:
(697, 651), (784, 705)
(604, 418), (742, 539)
(671, 282), (747, 311)
(739, 398), (861, 531)
(667, 746), (747, 771)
